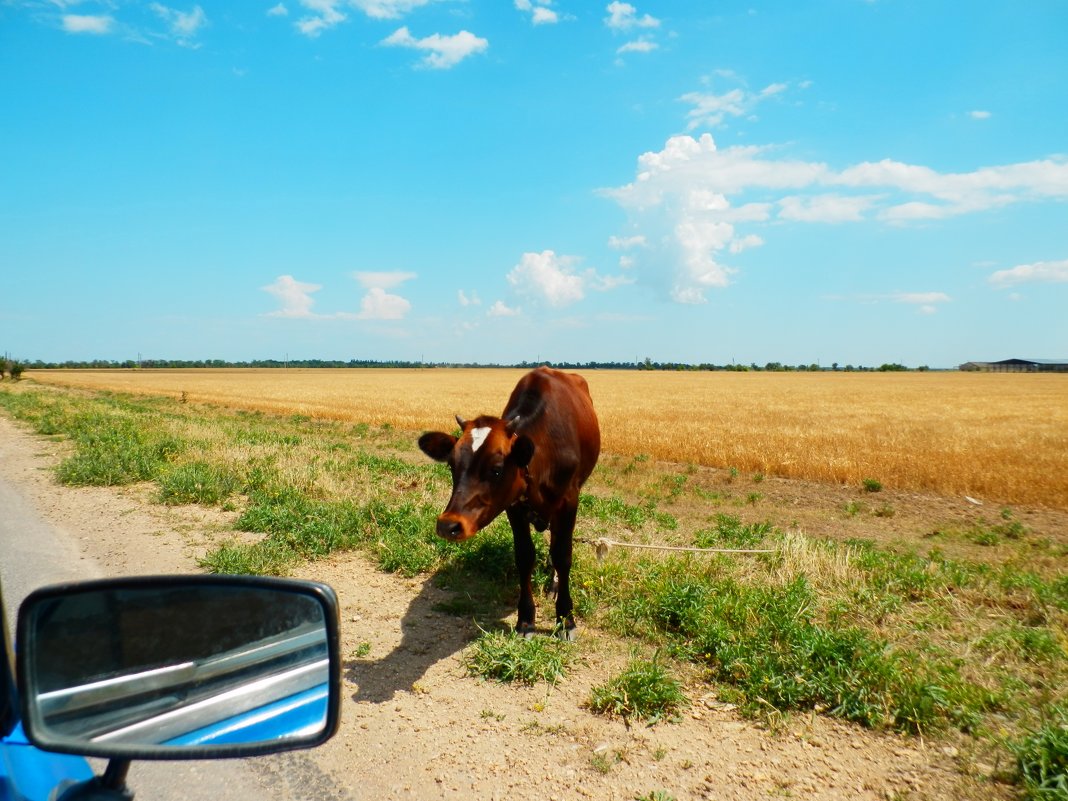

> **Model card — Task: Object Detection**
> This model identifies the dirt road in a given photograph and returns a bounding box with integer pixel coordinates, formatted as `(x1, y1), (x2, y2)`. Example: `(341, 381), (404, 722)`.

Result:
(0, 416), (1001, 800)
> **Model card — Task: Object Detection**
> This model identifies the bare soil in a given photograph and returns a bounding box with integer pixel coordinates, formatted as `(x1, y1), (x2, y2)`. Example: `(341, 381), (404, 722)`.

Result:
(5, 415), (1065, 800)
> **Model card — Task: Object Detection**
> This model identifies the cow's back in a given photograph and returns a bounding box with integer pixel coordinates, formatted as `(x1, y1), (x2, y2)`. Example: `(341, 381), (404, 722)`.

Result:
(503, 367), (600, 493)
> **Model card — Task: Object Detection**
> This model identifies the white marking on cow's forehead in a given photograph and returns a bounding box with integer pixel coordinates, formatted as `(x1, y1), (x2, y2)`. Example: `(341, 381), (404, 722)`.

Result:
(469, 426), (491, 453)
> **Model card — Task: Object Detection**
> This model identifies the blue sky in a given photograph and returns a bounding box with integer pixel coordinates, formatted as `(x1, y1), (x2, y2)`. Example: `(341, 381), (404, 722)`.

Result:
(2, 1), (1066, 368)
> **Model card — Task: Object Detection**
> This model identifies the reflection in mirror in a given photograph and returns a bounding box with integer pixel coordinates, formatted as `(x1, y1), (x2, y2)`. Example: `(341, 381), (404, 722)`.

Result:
(20, 580), (335, 756)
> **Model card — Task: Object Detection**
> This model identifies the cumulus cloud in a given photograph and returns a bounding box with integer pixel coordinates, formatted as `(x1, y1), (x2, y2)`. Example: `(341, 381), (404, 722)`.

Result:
(263, 275), (324, 318)
(263, 271), (415, 320)
(267, 3), (288, 15)
(507, 251), (586, 307)
(605, 1), (659, 60)
(61, 14), (114, 34)
(601, 131), (1068, 303)
(458, 290), (481, 307)
(382, 26), (488, 69)
(295, 0), (345, 36)
(604, 1), (659, 30)
(989, 259), (1068, 287)
(515, 0), (559, 25)
(617, 38), (657, 54)
(488, 300), (520, 317)
(352, 271), (415, 319)
(356, 287), (411, 319)
(505, 250), (628, 307)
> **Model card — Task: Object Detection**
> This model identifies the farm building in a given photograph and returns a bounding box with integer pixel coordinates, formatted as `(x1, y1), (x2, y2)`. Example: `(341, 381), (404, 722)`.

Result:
(959, 358), (1068, 373)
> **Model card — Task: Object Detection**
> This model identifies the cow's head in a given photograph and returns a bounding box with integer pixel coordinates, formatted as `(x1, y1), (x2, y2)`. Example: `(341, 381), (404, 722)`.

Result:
(418, 415), (535, 542)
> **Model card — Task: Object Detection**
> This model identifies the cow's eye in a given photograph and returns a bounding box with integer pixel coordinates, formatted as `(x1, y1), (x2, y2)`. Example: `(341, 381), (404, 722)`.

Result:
(488, 465), (503, 480)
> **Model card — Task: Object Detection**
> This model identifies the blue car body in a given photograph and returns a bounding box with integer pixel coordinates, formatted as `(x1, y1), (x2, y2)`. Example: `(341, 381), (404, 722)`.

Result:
(0, 721), (94, 801)
(2, 598), (93, 801)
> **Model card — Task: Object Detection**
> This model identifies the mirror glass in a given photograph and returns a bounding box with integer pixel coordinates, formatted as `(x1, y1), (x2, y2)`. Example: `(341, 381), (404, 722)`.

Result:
(19, 580), (335, 757)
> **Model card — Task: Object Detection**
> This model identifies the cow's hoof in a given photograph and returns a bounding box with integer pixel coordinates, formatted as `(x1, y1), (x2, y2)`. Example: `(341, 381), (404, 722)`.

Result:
(516, 622), (537, 639)
(553, 626), (579, 643)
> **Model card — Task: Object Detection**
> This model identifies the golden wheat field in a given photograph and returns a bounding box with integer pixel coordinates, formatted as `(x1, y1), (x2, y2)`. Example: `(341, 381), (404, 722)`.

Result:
(25, 368), (1068, 510)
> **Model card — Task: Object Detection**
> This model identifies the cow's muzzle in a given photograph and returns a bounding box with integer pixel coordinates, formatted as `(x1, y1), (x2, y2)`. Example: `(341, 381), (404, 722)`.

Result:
(435, 515), (477, 542)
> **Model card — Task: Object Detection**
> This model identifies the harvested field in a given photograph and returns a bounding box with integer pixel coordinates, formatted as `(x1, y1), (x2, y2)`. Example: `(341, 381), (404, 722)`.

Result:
(26, 368), (1068, 510)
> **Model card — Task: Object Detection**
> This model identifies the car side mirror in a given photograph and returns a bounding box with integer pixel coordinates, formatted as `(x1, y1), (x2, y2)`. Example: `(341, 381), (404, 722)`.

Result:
(16, 576), (341, 761)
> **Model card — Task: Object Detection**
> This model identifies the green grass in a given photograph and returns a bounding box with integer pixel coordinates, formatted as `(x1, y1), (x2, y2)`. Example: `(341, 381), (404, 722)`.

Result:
(463, 628), (575, 686)
(587, 557), (996, 732)
(1012, 704), (1068, 801)
(158, 461), (241, 505)
(588, 654), (688, 724)
(693, 514), (772, 549)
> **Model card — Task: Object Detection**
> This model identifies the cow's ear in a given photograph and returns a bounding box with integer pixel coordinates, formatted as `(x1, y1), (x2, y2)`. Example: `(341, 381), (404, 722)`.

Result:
(509, 435), (535, 468)
(419, 431), (456, 462)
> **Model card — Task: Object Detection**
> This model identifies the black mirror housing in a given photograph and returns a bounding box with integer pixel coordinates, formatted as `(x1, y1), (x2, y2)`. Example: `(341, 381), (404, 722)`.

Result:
(16, 575), (341, 761)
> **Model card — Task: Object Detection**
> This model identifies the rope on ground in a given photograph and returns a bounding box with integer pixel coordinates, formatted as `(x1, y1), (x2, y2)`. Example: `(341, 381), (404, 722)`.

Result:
(578, 537), (776, 563)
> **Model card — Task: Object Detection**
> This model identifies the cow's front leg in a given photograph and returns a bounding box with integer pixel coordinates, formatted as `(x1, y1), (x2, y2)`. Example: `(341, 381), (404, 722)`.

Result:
(549, 502), (578, 639)
(507, 506), (537, 636)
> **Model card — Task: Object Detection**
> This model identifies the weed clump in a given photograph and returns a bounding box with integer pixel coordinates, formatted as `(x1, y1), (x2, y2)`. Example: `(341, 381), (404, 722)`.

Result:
(1011, 704), (1068, 801)
(588, 654), (687, 724)
(463, 629), (574, 686)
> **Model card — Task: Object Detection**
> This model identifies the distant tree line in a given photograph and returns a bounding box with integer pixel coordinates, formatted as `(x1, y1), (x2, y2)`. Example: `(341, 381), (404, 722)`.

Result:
(14, 357), (931, 372)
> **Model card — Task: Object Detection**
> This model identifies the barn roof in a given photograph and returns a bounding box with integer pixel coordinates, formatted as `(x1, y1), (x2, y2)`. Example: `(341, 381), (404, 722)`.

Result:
(993, 358), (1068, 366)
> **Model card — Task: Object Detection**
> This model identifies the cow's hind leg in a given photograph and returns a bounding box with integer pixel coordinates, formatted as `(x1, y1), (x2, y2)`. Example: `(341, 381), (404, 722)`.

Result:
(549, 502), (578, 640)
(507, 506), (537, 636)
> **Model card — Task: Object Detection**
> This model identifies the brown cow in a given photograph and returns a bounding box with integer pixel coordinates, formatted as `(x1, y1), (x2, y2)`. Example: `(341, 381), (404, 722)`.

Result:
(418, 367), (600, 637)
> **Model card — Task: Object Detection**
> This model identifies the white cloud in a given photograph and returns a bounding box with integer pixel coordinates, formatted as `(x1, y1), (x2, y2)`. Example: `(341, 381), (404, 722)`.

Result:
(150, 3), (207, 45)
(507, 251), (587, 307)
(353, 270), (417, 290)
(969, 110), (991, 120)
(295, 0), (345, 36)
(602, 130), (1068, 303)
(989, 259), (1068, 287)
(61, 14), (113, 34)
(681, 79), (793, 131)
(458, 290), (481, 307)
(608, 235), (646, 249)
(891, 292), (951, 305)
(351, 271), (415, 319)
(532, 6), (558, 24)
(516, 0), (559, 25)
(382, 26), (488, 69)
(605, 1), (659, 30)
(263, 275), (323, 318)
(778, 193), (876, 223)
(351, 0), (432, 18)
(356, 287), (411, 319)
(488, 300), (520, 317)
(617, 38), (657, 54)
(267, 3), (288, 16)
(728, 234), (763, 253)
